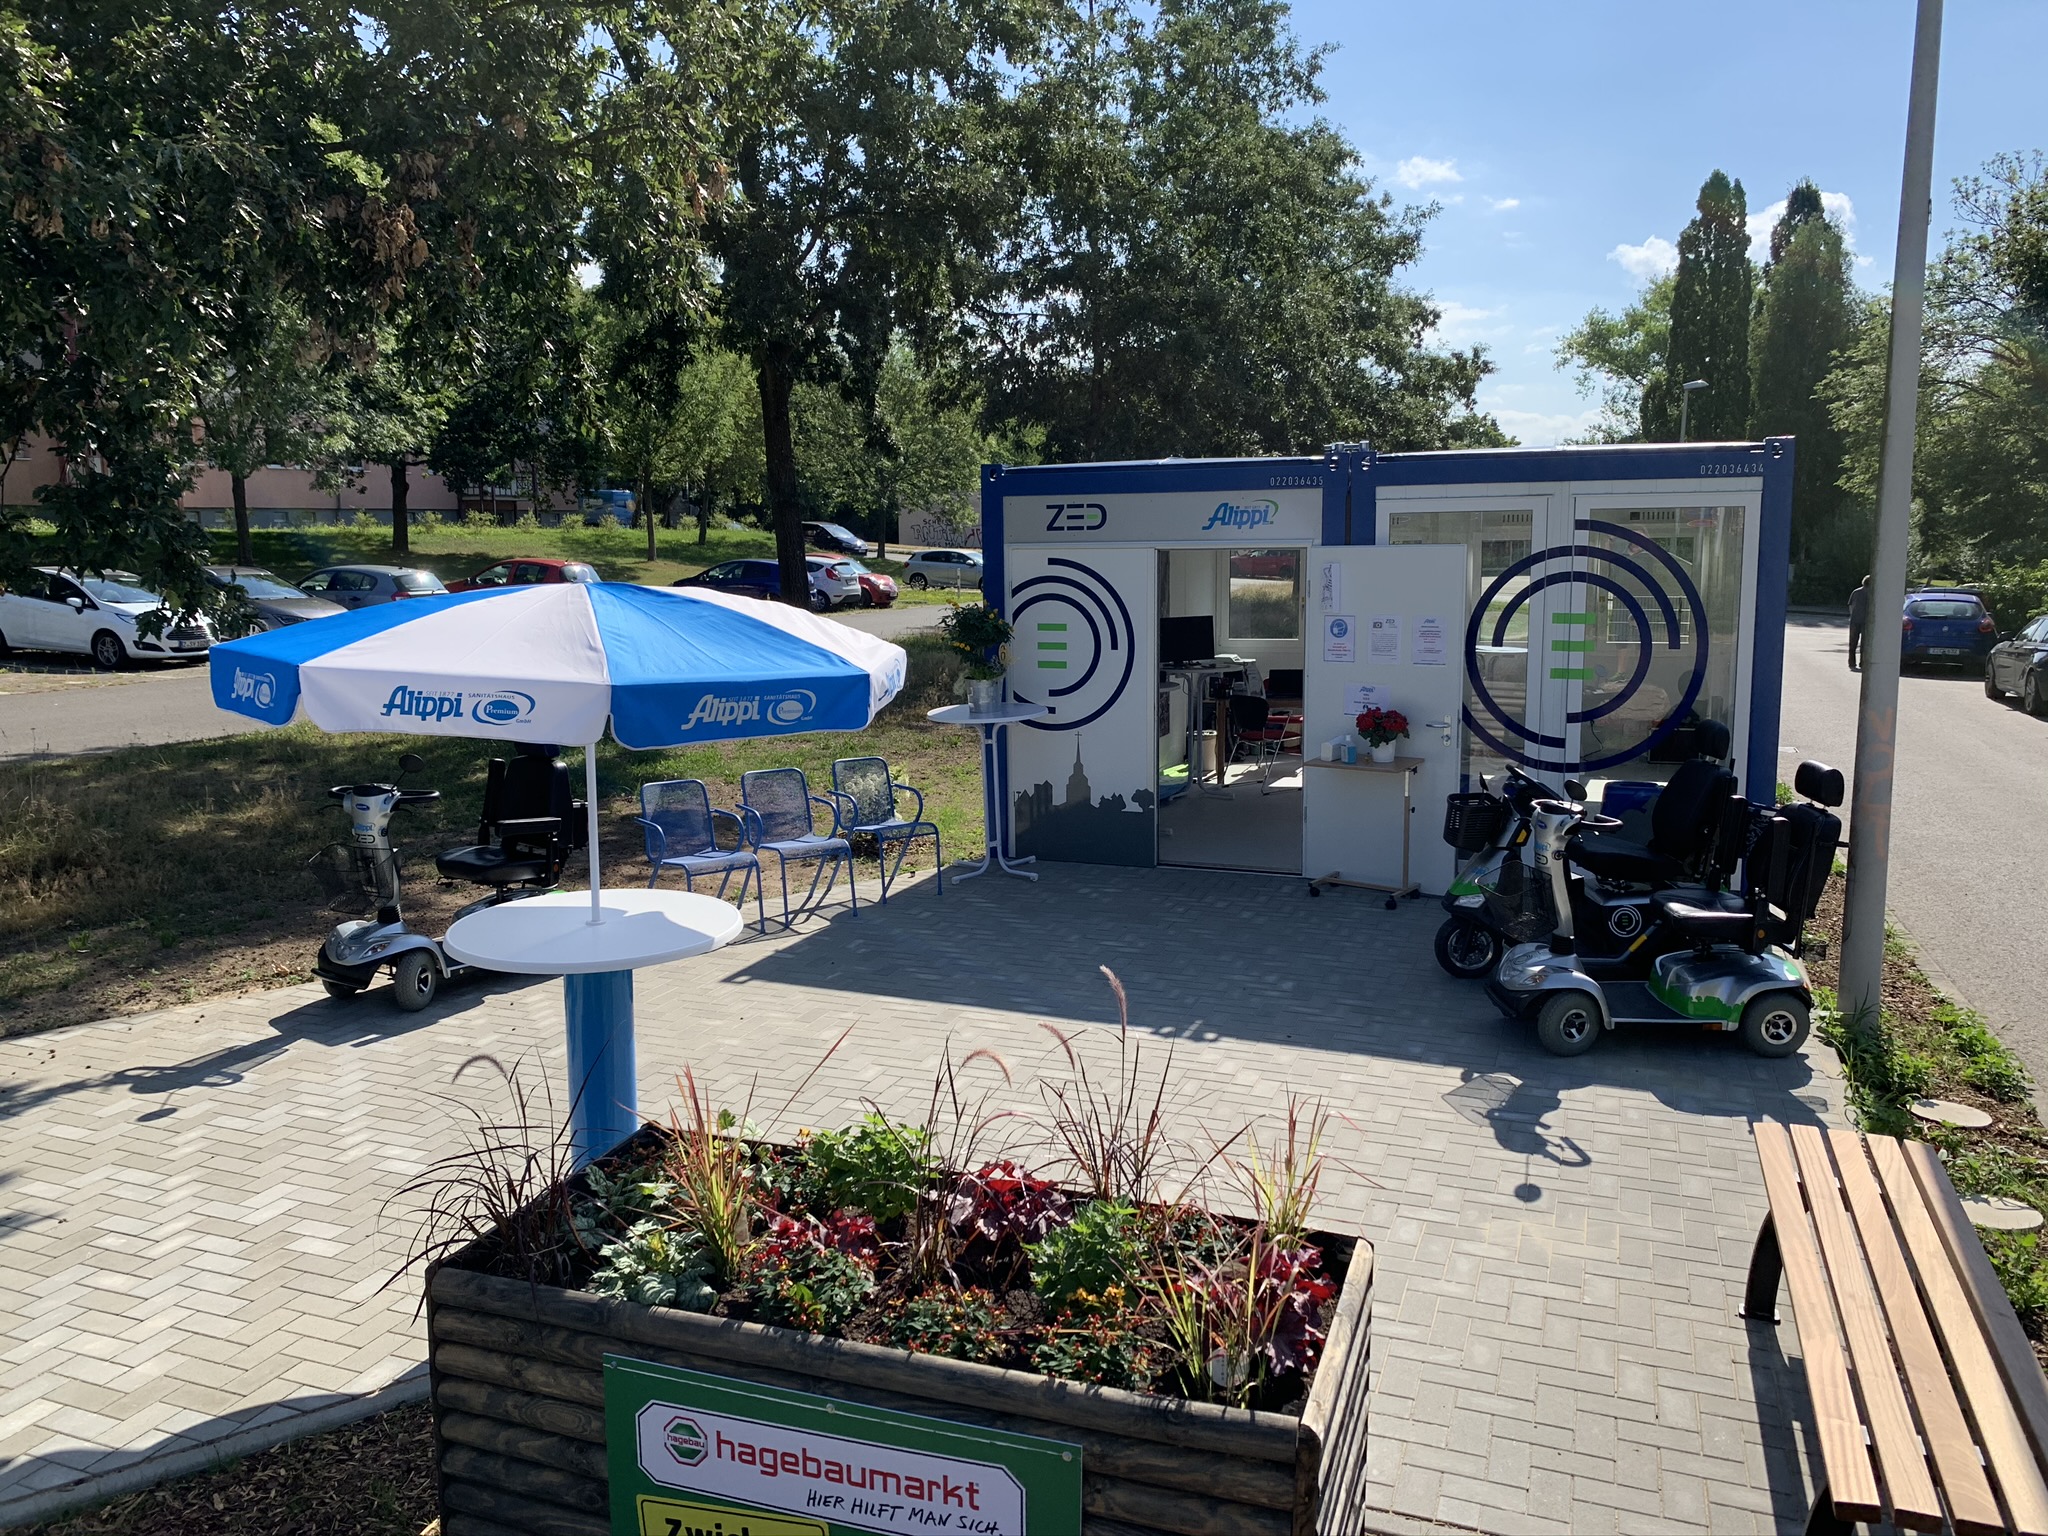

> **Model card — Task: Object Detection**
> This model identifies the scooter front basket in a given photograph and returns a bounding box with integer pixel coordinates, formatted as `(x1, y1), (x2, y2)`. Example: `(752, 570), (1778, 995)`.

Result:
(308, 844), (400, 915)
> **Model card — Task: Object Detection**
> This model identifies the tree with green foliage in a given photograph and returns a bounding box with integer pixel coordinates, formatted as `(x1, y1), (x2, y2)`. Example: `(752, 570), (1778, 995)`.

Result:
(1823, 153), (2048, 577)
(794, 350), (985, 557)
(983, 0), (1502, 460)
(1642, 171), (1754, 442)
(1555, 275), (1675, 443)
(1748, 182), (1862, 596)
(706, 0), (1032, 606)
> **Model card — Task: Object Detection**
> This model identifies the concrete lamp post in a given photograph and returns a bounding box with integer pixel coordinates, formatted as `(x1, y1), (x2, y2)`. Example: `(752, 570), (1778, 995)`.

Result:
(1678, 380), (1709, 443)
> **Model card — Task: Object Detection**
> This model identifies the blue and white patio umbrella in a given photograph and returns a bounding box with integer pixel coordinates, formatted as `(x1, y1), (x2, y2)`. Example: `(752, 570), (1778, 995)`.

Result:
(209, 580), (908, 912)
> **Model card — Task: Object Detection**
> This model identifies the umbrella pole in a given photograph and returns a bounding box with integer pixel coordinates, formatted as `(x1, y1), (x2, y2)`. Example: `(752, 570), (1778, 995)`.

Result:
(585, 743), (604, 924)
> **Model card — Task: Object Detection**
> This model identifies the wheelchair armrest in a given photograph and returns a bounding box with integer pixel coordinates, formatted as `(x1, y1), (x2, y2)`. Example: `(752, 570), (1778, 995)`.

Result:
(495, 816), (565, 834)
(892, 782), (926, 822)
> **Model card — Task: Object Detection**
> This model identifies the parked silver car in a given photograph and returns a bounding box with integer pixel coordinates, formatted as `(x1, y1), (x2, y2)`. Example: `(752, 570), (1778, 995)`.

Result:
(900, 548), (983, 591)
(297, 565), (450, 608)
(0, 568), (214, 668)
(205, 567), (347, 630)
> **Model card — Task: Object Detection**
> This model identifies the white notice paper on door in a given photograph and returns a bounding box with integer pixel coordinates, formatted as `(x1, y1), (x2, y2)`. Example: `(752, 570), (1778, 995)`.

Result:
(1344, 683), (1383, 717)
(1322, 614), (1356, 663)
(1319, 562), (1342, 613)
(1413, 614), (1449, 665)
(1368, 614), (1401, 663)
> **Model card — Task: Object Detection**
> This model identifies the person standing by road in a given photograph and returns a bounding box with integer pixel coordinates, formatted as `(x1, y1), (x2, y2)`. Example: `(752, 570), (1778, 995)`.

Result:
(1847, 574), (1871, 671)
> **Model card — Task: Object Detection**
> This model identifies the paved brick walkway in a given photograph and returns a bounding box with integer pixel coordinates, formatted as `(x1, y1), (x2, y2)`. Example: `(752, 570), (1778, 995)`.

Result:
(0, 865), (1846, 1531)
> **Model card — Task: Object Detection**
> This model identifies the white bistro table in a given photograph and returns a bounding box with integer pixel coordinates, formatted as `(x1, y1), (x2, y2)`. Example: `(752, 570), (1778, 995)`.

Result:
(927, 701), (1048, 880)
(445, 888), (745, 1165)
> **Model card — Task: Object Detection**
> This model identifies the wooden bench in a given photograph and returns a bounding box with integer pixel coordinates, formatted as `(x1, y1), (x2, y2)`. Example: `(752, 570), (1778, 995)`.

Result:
(1747, 1122), (2048, 1535)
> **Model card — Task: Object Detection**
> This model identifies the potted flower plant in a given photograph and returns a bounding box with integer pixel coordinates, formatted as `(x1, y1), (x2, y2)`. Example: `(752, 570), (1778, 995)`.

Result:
(1355, 705), (1409, 765)
(938, 601), (1013, 715)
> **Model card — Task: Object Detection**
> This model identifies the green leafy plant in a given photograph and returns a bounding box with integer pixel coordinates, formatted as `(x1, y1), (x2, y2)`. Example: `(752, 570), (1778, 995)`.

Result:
(1031, 1297), (1160, 1392)
(804, 1112), (932, 1223)
(1931, 1001), (2033, 1103)
(887, 1288), (1006, 1363)
(1028, 1200), (1143, 1309)
(936, 602), (1012, 680)
(589, 1221), (717, 1311)
(747, 1217), (876, 1334)
(1231, 1097), (1329, 1247)
(663, 1069), (760, 1284)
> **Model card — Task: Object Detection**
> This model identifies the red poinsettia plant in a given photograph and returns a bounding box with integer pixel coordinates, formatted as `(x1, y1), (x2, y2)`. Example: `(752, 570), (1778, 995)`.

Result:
(1354, 706), (1410, 747)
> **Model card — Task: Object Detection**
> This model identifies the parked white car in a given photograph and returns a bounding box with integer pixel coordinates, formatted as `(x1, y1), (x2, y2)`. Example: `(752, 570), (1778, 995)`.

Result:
(900, 548), (983, 590)
(807, 555), (866, 610)
(0, 568), (214, 668)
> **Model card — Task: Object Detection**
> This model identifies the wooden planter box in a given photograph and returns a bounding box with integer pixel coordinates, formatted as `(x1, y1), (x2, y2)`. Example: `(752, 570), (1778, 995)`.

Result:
(425, 1228), (1374, 1536)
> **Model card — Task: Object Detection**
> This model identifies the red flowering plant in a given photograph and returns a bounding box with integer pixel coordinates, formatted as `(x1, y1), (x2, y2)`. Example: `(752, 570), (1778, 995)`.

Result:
(1354, 706), (1409, 748)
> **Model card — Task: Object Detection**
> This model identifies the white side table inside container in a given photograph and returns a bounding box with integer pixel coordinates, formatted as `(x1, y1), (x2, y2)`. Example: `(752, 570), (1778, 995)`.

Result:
(927, 701), (1049, 881)
(444, 888), (745, 1165)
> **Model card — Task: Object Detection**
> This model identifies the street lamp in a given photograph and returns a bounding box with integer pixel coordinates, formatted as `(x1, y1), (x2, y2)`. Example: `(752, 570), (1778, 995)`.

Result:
(1678, 379), (1709, 442)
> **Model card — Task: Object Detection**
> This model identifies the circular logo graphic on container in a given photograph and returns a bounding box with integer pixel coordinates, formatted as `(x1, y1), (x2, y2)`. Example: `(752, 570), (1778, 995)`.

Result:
(1328, 617), (1349, 639)
(1008, 557), (1136, 731)
(472, 690), (537, 726)
(662, 1415), (707, 1467)
(1464, 520), (1710, 775)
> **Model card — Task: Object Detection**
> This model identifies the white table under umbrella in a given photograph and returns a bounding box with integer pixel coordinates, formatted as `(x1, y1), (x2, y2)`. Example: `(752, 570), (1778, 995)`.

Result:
(210, 582), (907, 1164)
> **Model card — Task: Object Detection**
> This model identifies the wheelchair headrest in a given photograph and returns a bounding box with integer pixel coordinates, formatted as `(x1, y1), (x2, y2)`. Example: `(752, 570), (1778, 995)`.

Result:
(513, 742), (562, 760)
(1794, 760), (1845, 808)
(1692, 719), (1731, 761)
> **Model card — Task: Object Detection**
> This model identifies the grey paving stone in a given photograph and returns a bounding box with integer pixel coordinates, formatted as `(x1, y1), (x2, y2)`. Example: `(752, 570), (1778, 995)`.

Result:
(0, 864), (1847, 1530)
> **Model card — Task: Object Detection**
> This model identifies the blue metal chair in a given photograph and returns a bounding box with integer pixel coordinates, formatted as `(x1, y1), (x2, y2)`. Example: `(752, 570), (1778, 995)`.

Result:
(831, 756), (942, 903)
(636, 779), (767, 932)
(738, 768), (857, 928)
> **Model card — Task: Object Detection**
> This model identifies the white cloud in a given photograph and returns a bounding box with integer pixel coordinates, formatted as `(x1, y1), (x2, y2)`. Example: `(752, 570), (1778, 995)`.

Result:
(1486, 405), (1603, 446)
(1609, 236), (1678, 282)
(1487, 196), (1521, 212)
(1747, 191), (1857, 261)
(1427, 300), (1511, 346)
(1394, 156), (1462, 190)
(575, 259), (603, 289)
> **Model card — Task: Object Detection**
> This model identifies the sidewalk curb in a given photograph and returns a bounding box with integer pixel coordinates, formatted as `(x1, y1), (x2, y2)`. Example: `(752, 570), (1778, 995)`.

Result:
(0, 1366), (428, 1531)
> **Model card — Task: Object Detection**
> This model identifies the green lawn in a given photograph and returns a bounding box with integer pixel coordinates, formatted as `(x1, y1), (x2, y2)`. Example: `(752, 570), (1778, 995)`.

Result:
(200, 521), (965, 603)
(0, 635), (976, 1036)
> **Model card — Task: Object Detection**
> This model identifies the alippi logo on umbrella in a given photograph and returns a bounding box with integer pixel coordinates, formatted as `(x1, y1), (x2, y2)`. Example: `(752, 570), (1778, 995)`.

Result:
(379, 685), (537, 725)
(685, 690), (816, 731)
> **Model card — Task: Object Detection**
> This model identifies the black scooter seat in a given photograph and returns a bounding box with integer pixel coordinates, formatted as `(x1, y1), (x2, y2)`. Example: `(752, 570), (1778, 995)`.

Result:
(1567, 831), (1689, 885)
(435, 845), (554, 886)
(1652, 893), (1753, 941)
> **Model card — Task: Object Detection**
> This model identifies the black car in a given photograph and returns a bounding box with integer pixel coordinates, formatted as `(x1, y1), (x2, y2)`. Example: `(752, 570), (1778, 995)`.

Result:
(801, 520), (872, 558)
(1900, 587), (1997, 670)
(204, 566), (346, 630)
(1986, 613), (2048, 714)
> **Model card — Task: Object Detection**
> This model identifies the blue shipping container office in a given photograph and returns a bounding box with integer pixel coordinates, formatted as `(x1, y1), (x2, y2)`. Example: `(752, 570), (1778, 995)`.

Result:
(981, 438), (1793, 894)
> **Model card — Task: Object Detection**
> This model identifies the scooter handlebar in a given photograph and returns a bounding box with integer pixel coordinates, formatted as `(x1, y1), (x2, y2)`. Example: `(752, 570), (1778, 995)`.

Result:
(396, 789), (441, 804)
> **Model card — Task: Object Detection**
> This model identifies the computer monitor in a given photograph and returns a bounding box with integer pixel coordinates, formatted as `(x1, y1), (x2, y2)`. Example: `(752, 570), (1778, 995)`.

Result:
(1159, 615), (1216, 665)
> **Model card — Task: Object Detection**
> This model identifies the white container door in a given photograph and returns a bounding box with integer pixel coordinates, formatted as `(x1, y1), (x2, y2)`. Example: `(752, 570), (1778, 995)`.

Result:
(1302, 544), (1469, 894)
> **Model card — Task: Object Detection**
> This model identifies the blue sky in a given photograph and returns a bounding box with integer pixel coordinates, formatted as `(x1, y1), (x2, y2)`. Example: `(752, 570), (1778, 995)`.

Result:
(1284, 0), (2048, 444)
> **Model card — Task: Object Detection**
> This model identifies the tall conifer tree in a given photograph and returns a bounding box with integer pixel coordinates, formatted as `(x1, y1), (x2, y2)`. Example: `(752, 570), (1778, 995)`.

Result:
(1642, 171), (1754, 441)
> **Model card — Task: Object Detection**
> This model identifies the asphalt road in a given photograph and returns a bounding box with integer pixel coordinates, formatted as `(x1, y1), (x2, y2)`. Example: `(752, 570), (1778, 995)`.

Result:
(1778, 615), (2048, 1089)
(0, 601), (941, 761)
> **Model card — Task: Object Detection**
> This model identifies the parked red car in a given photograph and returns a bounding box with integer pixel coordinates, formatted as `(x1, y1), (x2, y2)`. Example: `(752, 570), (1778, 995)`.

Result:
(445, 558), (601, 593)
(857, 569), (898, 608)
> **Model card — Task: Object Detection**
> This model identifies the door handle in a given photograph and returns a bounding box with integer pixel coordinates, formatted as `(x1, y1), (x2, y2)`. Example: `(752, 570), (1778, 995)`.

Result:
(1424, 718), (1454, 744)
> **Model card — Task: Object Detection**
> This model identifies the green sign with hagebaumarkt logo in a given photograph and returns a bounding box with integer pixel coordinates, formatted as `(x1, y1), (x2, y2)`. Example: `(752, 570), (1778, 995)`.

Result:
(604, 1356), (1082, 1536)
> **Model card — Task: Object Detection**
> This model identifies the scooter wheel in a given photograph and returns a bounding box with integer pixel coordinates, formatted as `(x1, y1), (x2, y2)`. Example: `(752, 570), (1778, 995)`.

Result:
(1535, 992), (1602, 1056)
(321, 979), (361, 1001)
(390, 950), (440, 1012)
(1434, 917), (1502, 979)
(1741, 993), (1810, 1058)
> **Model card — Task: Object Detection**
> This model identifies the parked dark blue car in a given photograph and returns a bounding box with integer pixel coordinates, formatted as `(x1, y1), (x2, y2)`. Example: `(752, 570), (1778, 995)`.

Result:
(673, 559), (828, 611)
(1901, 587), (1998, 669)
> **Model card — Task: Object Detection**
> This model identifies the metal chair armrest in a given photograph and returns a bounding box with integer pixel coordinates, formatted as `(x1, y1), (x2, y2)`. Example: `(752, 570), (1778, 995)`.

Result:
(709, 807), (749, 853)
(736, 804), (767, 846)
(633, 815), (669, 858)
(892, 782), (927, 821)
(815, 791), (857, 835)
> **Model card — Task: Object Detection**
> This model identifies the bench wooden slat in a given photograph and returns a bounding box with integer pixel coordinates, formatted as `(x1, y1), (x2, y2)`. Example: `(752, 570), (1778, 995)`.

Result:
(1755, 1122), (1882, 1522)
(1790, 1123), (1946, 1529)
(1828, 1129), (2006, 1536)
(1871, 1135), (2048, 1536)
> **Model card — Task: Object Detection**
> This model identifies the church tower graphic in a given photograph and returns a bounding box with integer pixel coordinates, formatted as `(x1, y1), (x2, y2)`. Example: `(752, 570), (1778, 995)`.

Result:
(1013, 730), (1153, 867)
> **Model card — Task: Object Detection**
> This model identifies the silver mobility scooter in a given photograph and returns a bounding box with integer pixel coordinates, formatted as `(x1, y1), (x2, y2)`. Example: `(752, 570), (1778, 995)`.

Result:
(313, 744), (585, 1010)
(1486, 760), (1844, 1057)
